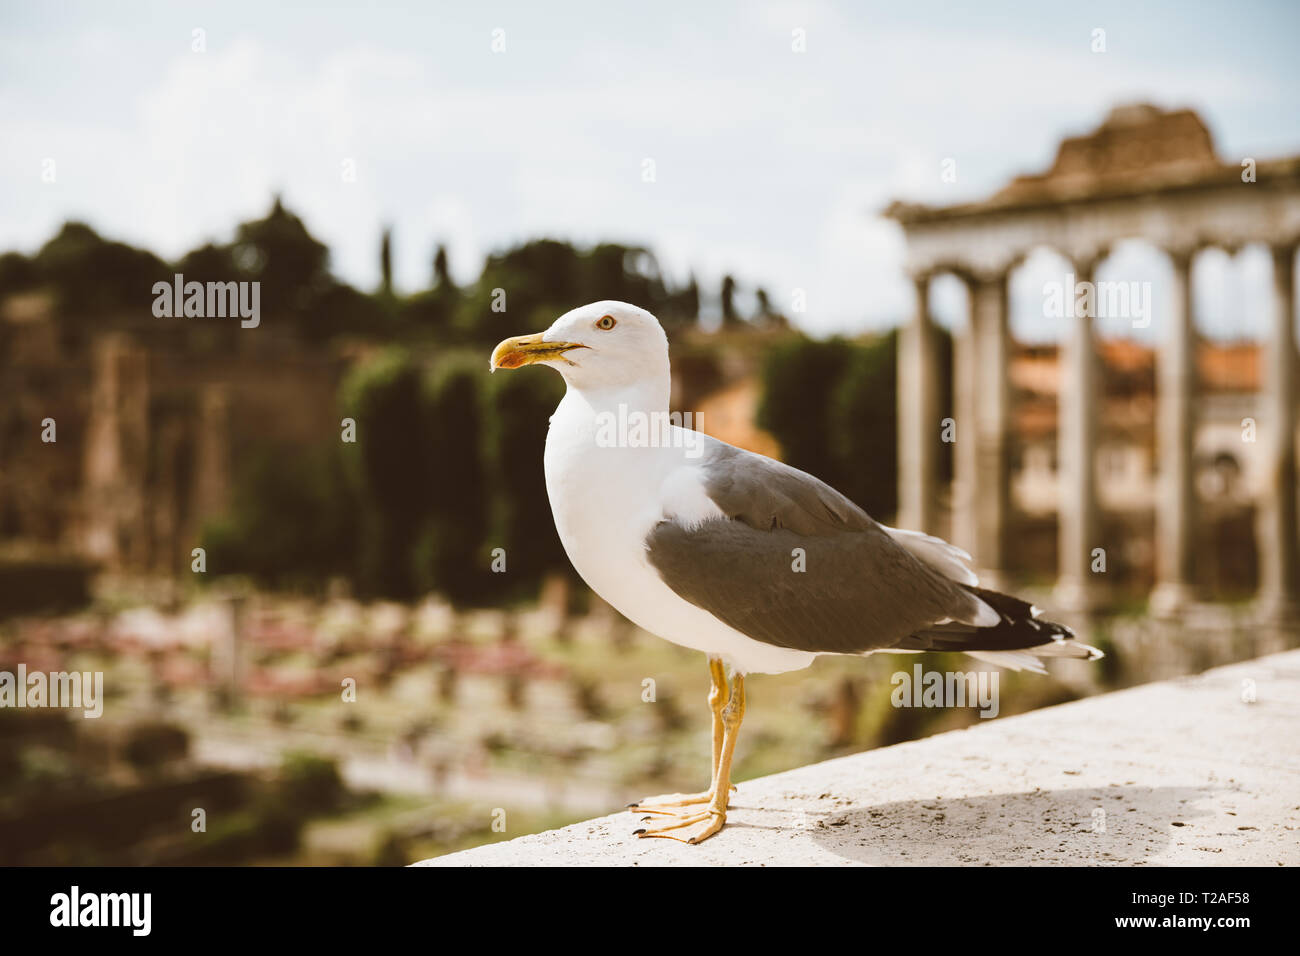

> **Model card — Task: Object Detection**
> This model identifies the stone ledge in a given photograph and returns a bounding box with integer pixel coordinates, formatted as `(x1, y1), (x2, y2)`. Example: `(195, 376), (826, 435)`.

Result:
(416, 650), (1300, 867)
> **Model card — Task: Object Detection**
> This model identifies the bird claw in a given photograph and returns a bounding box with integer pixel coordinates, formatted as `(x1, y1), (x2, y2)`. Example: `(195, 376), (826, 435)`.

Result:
(633, 808), (726, 844)
(628, 790), (713, 814)
(628, 786), (737, 816)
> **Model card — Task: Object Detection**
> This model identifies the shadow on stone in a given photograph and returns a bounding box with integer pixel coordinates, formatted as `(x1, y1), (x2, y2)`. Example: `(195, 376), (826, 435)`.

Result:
(790, 784), (1218, 865)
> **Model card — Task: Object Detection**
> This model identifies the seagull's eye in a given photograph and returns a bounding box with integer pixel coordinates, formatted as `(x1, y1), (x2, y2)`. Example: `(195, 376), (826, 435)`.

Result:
(596, 315), (617, 331)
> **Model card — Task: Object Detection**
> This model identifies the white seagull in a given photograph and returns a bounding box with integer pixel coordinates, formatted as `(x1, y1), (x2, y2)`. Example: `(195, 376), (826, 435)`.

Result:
(491, 300), (1102, 845)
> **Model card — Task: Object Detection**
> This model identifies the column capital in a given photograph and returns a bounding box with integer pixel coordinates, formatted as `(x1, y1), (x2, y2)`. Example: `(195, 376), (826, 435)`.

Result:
(1070, 247), (1109, 278)
(1164, 244), (1199, 270)
(959, 265), (1010, 289)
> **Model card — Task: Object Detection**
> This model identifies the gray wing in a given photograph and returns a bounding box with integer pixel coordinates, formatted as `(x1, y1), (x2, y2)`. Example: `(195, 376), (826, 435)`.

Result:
(644, 441), (992, 655)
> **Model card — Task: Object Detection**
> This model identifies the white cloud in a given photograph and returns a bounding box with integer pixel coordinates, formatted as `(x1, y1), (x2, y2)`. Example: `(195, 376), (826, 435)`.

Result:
(2, 2), (1297, 339)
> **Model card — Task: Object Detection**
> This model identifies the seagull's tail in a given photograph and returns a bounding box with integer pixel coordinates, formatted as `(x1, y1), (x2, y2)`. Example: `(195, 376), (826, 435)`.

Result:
(897, 586), (1104, 675)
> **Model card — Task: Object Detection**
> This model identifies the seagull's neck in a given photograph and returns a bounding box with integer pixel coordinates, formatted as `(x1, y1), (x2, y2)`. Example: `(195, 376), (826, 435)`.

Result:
(546, 375), (675, 517)
(562, 377), (669, 420)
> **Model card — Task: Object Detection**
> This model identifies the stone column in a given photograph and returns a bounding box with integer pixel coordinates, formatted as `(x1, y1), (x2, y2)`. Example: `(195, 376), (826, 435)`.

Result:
(959, 270), (1012, 586)
(1151, 248), (1198, 616)
(975, 271), (1012, 586)
(952, 280), (978, 554)
(897, 273), (939, 535)
(82, 336), (150, 571)
(1055, 257), (1105, 613)
(194, 386), (232, 528)
(1257, 243), (1299, 625)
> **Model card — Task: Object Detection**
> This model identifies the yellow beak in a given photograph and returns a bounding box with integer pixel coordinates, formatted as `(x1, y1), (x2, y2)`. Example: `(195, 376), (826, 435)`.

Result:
(490, 332), (588, 371)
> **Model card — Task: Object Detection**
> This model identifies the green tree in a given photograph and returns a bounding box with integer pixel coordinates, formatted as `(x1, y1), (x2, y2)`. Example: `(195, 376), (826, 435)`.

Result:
(486, 369), (567, 599)
(122, 722), (189, 776)
(174, 204), (385, 343)
(587, 243), (669, 312)
(343, 349), (430, 599)
(757, 328), (951, 521)
(379, 227), (393, 298)
(455, 239), (676, 345)
(400, 243), (460, 336)
(175, 241), (238, 281)
(0, 251), (39, 299)
(457, 239), (584, 344)
(431, 243), (452, 287)
(312, 280), (392, 341)
(721, 274), (739, 327)
(201, 444), (358, 589)
(667, 273), (700, 328)
(756, 335), (853, 487)
(433, 244), (453, 289)
(33, 222), (169, 315)
(279, 751), (345, 814)
(416, 357), (490, 606)
(230, 196), (330, 330)
(831, 331), (898, 517)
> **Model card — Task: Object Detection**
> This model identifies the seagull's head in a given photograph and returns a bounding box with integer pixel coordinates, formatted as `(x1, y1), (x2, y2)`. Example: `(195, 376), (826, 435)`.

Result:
(490, 300), (669, 393)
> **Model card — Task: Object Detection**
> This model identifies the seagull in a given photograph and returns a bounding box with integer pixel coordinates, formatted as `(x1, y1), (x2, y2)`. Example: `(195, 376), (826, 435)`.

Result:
(490, 300), (1102, 845)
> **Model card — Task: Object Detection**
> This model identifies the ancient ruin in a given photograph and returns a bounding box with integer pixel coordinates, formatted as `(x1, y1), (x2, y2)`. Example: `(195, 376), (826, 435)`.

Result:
(887, 104), (1300, 622)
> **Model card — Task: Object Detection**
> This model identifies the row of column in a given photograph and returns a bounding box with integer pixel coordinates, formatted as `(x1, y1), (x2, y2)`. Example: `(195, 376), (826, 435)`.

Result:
(897, 269), (1011, 586)
(896, 245), (1299, 622)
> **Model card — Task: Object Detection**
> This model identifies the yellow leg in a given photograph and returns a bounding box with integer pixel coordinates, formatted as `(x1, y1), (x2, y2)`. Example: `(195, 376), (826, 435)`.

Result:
(636, 671), (744, 844)
(628, 656), (729, 813)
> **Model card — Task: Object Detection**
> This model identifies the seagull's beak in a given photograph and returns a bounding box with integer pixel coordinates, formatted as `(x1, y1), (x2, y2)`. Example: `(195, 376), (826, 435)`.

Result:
(490, 332), (588, 371)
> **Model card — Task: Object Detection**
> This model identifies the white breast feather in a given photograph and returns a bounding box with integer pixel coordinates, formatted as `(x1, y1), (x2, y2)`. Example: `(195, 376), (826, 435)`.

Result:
(659, 466), (725, 529)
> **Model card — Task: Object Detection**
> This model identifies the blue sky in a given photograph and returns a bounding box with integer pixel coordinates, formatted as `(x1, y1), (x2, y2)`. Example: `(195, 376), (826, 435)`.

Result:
(3, 0), (1298, 340)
